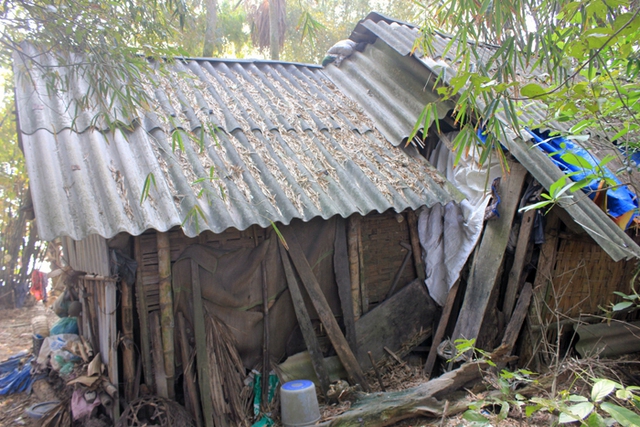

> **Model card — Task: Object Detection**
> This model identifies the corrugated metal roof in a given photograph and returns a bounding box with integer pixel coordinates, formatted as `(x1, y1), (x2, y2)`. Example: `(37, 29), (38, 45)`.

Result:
(13, 46), (463, 242)
(336, 12), (640, 261)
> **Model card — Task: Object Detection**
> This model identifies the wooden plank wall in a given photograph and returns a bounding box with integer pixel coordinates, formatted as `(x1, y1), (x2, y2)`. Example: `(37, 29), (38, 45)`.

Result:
(360, 211), (416, 308)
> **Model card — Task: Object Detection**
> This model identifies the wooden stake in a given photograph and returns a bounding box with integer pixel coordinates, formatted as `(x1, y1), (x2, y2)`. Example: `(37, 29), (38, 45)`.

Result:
(157, 231), (175, 399)
(424, 281), (460, 378)
(347, 216), (362, 321)
(281, 227), (370, 392)
(120, 278), (136, 402)
(134, 236), (154, 391)
(501, 282), (533, 354)
(407, 211), (425, 281)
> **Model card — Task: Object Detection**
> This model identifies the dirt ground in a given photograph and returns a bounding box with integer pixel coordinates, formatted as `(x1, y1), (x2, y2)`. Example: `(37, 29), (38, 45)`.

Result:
(0, 302), (59, 427)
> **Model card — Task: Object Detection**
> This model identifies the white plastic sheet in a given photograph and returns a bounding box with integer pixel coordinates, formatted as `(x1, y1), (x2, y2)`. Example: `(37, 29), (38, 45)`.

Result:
(419, 133), (502, 306)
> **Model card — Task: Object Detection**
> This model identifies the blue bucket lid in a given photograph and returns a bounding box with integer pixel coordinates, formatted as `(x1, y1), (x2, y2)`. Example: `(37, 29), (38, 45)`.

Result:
(282, 379), (314, 391)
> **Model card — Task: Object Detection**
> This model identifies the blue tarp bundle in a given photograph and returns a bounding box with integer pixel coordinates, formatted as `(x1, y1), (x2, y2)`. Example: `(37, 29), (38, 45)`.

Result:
(0, 351), (34, 395)
(528, 129), (638, 229)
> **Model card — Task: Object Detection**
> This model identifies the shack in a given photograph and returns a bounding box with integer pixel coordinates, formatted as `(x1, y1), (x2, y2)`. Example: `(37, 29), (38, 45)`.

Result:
(12, 11), (640, 426)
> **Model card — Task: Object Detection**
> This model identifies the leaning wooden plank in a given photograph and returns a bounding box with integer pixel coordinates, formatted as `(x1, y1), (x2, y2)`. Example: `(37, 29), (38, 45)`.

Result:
(157, 232), (175, 399)
(452, 162), (528, 344)
(134, 236), (154, 391)
(280, 227), (370, 392)
(503, 210), (536, 322)
(191, 260), (215, 427)
(279, 241), (331, 397)
(334, 217), (357, 352)
(423, 280), (460, 378)
(356, 279), (434, 369)
(501, 282), (533, 354)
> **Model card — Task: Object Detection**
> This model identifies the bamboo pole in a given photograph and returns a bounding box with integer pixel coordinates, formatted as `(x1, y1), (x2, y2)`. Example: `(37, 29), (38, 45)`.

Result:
(347, 216), (362, 321)
(253, 226), (270, 409)
(178, 312), (203, 427)
(134, 235), (154, 391)
(157, 231), (175, 399)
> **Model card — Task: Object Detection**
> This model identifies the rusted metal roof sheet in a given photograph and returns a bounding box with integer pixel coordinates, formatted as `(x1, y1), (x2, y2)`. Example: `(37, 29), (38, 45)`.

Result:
(14, 46), (462, 241)
(335, 12), (640, 261)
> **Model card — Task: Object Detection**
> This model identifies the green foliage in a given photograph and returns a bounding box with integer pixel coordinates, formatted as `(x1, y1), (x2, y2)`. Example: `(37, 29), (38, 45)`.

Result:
(414, 0), (640, 209)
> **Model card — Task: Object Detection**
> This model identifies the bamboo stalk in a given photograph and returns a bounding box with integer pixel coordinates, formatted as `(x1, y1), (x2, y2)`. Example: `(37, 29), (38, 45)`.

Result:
(157, 231), (175, 399)
(178, 312), (203, 427)
(347, 216), (362, 321)
(134, 236), (154, 391)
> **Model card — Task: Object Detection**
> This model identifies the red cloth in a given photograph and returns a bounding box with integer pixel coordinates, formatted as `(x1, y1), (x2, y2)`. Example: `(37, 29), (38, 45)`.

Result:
(30, 270), (47, 302)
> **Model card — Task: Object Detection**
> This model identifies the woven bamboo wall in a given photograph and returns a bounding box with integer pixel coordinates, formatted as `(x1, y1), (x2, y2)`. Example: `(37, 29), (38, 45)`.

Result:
(548, 234), (632, 317)
(361, 211), (416, 306)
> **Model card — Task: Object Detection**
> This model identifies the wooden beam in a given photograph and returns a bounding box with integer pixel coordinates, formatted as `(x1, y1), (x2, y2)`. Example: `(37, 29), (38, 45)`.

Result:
(157, 232), (175, 399)
(406, 211), (425, 281)
(280, 227), (370, 392)
(424, 280), (460, 378)
(120, 278), (136, 403)
(191, 260), (214, 427)
(279, 242), (331, 397)
(347, 216), (362, 321)
(252, 226), (270, 409)
(451, 162), (528, 344)
(134, 236), (153, 391)
(334, 217), (357, 351)
(503, 209), (536, 322)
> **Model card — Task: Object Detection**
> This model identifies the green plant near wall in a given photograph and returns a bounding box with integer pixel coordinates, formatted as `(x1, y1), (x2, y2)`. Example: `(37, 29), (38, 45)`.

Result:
(452, 339), (640, 426)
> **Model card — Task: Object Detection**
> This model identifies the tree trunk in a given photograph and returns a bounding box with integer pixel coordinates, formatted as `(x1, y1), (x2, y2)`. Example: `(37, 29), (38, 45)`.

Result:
(202, 0), (218, 57)
(268, 0), (280, 60)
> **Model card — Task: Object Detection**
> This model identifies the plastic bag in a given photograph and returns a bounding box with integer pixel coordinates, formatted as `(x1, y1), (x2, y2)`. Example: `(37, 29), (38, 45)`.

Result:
(50, 317), (78, 335)
(36, 334), (82, 372)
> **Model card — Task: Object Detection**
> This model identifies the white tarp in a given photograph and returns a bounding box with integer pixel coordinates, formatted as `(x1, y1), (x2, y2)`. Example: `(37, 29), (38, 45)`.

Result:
(419, 132), (502, 306)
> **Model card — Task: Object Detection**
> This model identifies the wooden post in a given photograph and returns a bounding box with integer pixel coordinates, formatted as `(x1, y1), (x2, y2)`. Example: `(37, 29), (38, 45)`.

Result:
(407, 211), (425, 281)
(134, 236), (154, 391)
(451, 162), (528, 345)
(280, 227), (370, 392)
(357, 218), (368, 315)
(334, 217), (357, 352)
(178, 312), (203, 427)
(279, 242), (331, 397)
(347, 216), (362, 321)
(252, 226), (270, 409)
(121, 279), (136, 402)
(503, 209), (536, 322)
(501, 282), (533, 354)
(191, 260), (214, 427)
(157, 231), (175, 399)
